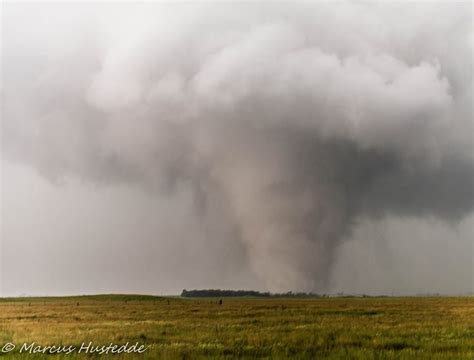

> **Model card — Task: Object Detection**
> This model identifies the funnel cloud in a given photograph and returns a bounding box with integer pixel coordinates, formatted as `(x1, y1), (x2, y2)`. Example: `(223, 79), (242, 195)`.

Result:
(1, 2), (473, 295)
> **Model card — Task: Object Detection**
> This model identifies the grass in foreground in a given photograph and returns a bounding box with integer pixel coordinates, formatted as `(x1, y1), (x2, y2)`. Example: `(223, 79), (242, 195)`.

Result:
(0, 295), (472, 359)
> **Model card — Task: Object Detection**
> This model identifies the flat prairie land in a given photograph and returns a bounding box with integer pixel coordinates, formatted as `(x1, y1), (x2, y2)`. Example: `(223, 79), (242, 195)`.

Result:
(0, 295), (472, 359)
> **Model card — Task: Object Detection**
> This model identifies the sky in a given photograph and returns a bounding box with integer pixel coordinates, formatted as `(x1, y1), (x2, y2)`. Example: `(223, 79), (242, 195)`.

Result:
(1, 1), (473, 296)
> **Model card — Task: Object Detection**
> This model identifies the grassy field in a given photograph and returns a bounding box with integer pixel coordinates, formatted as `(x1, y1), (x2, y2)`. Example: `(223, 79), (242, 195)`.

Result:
(0, 295), (472, 359)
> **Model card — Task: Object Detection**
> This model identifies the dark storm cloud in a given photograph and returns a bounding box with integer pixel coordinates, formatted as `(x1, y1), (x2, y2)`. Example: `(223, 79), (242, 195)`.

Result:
(2, 2), (472, 292)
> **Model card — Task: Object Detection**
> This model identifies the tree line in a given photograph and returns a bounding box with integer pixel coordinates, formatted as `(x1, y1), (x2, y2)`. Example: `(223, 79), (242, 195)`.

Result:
(180, 289), (321, 298)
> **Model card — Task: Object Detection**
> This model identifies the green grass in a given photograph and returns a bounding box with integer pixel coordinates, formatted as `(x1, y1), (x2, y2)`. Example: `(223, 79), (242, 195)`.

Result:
(0, 295), (472, 359)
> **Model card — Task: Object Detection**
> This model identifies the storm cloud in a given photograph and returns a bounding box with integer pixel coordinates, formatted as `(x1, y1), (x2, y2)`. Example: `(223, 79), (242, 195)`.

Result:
(1, 2), (472, 294)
